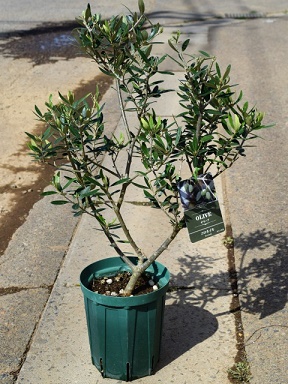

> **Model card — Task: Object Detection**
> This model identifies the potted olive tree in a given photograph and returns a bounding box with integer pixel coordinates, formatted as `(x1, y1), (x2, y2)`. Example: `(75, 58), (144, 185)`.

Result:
(26, 1), (269, 380)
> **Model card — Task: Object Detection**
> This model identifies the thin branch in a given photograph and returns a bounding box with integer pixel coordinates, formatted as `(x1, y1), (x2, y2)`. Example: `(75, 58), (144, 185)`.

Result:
(104, 188), (146, 262)
(88, 158), (121, 178)
(116, 78), (131, 140)
(195, 111), (203, 142)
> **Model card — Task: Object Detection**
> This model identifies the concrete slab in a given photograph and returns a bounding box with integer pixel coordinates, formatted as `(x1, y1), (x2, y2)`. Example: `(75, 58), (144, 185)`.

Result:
(152, 0), (288, 22)
(0, 289), (50, 374)
(0, 186), (80, 381)
(0, 0), (156, 34)
(210, 15), (288, 384)
(0, 193), (78, 289)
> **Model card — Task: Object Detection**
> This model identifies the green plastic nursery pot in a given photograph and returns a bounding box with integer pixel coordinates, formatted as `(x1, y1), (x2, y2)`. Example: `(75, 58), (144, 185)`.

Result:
(80, 257), (170, 381)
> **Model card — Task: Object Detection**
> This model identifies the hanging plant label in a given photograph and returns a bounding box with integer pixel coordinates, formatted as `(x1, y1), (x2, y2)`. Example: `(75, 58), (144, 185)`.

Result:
(177, 173), (225, 243)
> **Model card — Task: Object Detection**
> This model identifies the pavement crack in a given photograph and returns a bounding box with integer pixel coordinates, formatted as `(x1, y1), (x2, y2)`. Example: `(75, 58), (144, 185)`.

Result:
(225, 224), (249, 383)
(221, 172), (249, 381)
(0, 285), (52, 296)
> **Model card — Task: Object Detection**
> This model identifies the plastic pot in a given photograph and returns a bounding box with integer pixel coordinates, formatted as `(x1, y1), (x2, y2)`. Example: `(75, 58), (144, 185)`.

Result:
(80, 257), (170, 381)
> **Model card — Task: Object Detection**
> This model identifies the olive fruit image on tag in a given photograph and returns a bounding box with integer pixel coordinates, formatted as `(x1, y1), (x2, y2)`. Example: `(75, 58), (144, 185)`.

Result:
(177, 173), (225, 243)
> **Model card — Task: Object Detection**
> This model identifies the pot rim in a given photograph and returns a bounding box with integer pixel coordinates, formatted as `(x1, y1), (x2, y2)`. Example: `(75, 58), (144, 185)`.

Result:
(80, 257), (170, 307)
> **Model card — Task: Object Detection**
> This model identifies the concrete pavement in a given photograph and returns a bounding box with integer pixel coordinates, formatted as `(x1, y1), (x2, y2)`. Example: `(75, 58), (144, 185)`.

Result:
(210, 16), (288, 384)
(1, 1), (287, 383)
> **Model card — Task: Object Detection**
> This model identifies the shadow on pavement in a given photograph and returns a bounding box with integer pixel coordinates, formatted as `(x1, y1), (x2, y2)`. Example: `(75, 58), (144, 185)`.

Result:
(159, 303), (218, 370)
(0, 8), (221, 66)
(153, 252), (228, 370)
(170, 253), (231, 311)
(147, 10), (216, 23)
(235, 229), (288, 319)
(0, 22), (82, 66)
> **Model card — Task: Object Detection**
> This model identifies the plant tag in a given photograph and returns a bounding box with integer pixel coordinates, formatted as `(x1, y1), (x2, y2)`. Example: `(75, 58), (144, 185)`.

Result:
(177, 173), (225, 243)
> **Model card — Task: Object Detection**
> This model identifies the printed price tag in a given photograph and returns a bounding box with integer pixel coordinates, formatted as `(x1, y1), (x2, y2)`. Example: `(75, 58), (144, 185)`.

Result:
(178, 173), (225, 243)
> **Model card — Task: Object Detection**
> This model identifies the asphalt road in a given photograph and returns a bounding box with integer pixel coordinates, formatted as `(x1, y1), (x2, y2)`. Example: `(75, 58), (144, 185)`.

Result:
(0, 1), (287, 383)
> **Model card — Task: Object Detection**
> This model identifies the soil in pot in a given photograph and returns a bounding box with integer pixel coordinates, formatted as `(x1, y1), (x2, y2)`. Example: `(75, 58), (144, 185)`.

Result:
(90, 271), (158, 297)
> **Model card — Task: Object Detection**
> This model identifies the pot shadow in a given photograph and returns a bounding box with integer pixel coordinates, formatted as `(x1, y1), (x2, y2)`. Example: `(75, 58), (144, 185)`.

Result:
(234, 229), (288, 319)
(158, 299), (218, 369)
(153, 250), (231, 370)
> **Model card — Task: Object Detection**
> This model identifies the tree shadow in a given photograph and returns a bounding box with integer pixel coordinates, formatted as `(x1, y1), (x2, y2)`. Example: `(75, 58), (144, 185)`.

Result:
(234, 229), (288, 319)
(155, 228), (288, 369)
(169, 253), (231, 310)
